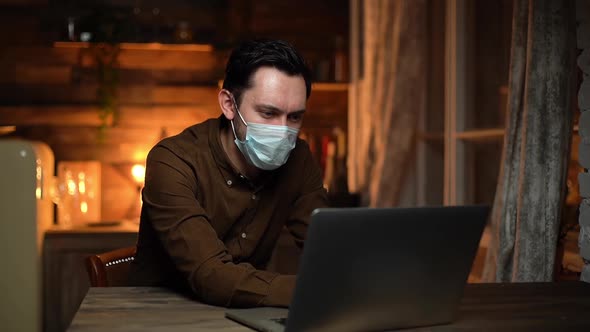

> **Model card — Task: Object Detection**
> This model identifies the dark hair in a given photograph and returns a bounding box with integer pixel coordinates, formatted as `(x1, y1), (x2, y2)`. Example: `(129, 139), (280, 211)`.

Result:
(222, 39), (312, 106)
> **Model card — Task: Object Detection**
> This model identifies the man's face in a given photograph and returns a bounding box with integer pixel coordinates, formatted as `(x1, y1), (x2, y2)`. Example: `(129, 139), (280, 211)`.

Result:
(233, 67), (307, 140)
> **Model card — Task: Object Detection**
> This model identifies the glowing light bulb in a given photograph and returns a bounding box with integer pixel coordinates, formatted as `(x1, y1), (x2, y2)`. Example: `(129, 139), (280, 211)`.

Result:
(131, 164), (146, 185)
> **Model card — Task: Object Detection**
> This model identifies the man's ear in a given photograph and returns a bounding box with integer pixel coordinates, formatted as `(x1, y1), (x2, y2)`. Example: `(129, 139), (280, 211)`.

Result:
(218, 89), (235, 120)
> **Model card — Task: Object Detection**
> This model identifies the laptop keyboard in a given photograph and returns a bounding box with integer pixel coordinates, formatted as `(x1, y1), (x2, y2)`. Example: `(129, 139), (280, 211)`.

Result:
(270, 317), (287, 326)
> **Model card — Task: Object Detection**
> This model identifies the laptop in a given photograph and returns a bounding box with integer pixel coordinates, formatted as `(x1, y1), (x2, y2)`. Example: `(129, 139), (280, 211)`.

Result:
(225, 205), (489, 332)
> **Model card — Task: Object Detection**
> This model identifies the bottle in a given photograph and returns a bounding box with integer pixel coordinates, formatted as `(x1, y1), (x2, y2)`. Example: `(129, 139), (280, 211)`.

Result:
(174, 21), (193, 43)
(333, 35), (348, 82)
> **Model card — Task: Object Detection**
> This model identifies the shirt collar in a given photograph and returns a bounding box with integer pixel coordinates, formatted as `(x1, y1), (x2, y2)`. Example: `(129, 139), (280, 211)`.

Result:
(209, 115), (277, 190)
(209, 115), (238, 174)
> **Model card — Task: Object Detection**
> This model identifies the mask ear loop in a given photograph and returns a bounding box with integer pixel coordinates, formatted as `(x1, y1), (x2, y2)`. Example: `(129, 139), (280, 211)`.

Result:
(228, 92), (248, 140)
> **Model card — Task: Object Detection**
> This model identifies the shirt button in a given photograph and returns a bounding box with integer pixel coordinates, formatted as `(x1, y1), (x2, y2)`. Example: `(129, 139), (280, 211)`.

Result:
(241, 232), (247, 239)
(226, 180), (232, 186)
(251, 194), (256, 200)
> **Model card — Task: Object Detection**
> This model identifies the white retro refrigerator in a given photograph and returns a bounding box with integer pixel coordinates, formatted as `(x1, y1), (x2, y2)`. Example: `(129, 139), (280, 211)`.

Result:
(0, 139), (54, 332)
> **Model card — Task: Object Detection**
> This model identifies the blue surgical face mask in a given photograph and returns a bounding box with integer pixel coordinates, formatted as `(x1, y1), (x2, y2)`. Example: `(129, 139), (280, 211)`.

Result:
(229, 96), (299, 170)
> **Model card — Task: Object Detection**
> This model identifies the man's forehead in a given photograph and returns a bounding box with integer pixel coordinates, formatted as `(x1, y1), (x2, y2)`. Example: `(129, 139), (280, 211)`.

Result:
(243, 68), (307, 108)
(250, 67), (303, 83)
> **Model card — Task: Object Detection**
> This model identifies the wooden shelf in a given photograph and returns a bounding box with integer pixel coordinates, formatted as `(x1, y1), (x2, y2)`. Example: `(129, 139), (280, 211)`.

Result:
(312, 82), (349, 92)
(53, 41), (214, 52)
(454, 128), (505, 142)
(0, 126), (16, 135)
(418, 129), (505, 142)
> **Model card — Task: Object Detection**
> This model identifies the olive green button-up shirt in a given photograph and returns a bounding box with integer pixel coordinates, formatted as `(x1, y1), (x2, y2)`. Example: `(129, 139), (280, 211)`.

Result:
(129, 116), (328, 308)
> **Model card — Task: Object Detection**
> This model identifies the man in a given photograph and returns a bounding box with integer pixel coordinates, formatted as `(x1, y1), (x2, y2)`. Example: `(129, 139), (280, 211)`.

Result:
(129, 39), (328, 308)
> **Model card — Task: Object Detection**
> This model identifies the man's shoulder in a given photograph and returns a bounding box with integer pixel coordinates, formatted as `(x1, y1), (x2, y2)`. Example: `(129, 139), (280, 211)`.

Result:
(290, 138), (312, 162)
(148, 118), (218, 161)
(158, 118), (217, 151)
(279, 137), (317, 173)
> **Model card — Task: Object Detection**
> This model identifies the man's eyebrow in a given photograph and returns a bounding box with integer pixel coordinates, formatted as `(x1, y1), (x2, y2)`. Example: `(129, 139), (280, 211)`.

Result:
(255, 104), (306, 114)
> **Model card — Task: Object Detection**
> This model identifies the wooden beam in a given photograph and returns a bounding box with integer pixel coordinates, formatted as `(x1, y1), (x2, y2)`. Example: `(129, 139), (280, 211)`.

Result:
(0, 46), (225, 71)
(0, 105), (220, 127)
(16, 126), (187, 146)
(0, 84), (220, 105)
(52, 143), (154, 163)
(0, 106), (102, 126)
(115, 49), (222, 71)
(54, 42), (214, 52)
(16, 65), (71, 84)
(152, 86), (219, 104)
(116, 106), (219, 127)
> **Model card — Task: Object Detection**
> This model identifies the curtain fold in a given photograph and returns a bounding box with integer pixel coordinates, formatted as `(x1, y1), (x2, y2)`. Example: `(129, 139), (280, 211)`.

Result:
(483, 0), (576, 282)
(348, 0), (427, 207)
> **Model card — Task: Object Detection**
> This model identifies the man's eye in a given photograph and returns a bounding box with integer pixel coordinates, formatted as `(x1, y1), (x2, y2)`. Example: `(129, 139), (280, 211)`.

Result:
(261, 112), (274, 118)
(289, 114), (303, 122)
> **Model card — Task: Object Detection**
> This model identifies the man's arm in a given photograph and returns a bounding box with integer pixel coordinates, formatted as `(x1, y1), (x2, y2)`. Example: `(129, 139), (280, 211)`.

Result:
(143, 145), (295, 307)
(285, 146), (329, 248)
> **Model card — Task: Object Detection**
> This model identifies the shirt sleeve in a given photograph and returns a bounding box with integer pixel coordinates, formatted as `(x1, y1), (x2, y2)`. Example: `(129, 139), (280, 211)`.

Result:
(285, 147), (329, 248)
(142, 145), (295, 308)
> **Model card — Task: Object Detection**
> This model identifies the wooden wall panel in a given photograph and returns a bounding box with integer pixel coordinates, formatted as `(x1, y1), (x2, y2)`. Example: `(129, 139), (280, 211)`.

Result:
(17, 126), (167, 146)
(115, 105), (219, 127)
(0, 66), (71, 84)
(153, 86), (219, 104)
(51, 143), (153, 164)
(0, 47), (80, 66)
(0, 106), (102, 126)
(0, 84), (99, 103)
(0, 46), (225, 71)
(13, 65), (72, 84)
(100, 164), (139, 221)
(0, 105), (219, 126)
(114, 50), (222, 71)
(0, 85), (220, 104)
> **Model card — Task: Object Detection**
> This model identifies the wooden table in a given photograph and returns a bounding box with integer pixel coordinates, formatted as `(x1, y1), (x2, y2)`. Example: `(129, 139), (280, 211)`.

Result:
(68, 282), (590, 331)
(68, 287), (248, 332)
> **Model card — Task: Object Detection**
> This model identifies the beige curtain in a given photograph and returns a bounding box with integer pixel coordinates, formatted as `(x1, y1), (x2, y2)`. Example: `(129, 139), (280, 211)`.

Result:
(483, 0), (576, 282)
(348, 0), (427, 207)
(577, 0), (590, 282)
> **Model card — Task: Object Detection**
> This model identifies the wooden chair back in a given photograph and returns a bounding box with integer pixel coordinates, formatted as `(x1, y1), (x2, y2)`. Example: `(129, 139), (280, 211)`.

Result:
(85, 246), (137, 287)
